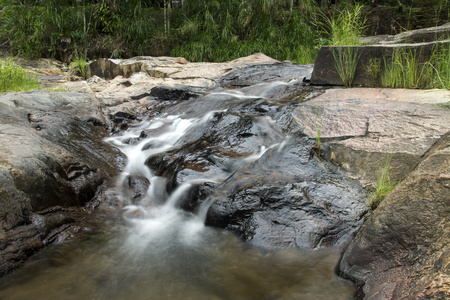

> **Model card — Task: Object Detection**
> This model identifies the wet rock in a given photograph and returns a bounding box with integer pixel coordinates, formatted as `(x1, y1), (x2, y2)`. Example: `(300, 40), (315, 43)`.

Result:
(339, 132), (450, 299)
(122, 174), (150, 205)
(220, 63), (313, 87)
(112, 111), (137, 124)
(205, 140), (367, 250)
(150, 86), (201, 101)
(0, 91), (123, 274)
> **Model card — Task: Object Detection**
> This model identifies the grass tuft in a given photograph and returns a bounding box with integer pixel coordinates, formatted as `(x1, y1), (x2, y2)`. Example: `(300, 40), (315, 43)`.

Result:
(0, 58), (40, 92)
(332, 46), (361, 87)
(368, 155), (396, 210)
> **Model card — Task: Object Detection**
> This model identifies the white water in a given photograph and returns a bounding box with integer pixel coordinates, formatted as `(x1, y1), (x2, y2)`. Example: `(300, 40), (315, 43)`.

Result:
(0, 81), (355, 300)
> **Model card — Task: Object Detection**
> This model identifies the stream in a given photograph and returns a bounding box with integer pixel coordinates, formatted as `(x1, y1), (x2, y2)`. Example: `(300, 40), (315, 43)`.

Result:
(0, 77), (362, 299)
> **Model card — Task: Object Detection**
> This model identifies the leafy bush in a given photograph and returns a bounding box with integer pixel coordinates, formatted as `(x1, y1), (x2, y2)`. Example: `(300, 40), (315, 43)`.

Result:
(170, 0), (319, 63)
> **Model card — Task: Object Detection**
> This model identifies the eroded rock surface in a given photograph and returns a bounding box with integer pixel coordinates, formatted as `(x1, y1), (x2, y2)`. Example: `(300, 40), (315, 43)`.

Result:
(339, 132), (450, 299)
(143, 83), (368, 250)
(0, 91), (123, 274)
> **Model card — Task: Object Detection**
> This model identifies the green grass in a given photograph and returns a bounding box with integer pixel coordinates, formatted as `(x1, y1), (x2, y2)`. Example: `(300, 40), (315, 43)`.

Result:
(69, 57), (87, 78)
(0, 58), (40, 92)
(381, 43), (450, 89)
(332, 46), (361, 87)
(368, 156), (396, 210)
(317, 3), (366, 46)
(430, 42), (450, 89)
(317, 4), (366, 87)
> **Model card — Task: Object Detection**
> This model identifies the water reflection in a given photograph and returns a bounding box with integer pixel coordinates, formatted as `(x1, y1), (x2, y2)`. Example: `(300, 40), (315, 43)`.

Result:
(0, 211), (354, 300)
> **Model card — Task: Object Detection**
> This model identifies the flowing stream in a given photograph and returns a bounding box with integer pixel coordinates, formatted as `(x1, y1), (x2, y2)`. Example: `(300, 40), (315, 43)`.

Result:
(0, 80), (355, 299)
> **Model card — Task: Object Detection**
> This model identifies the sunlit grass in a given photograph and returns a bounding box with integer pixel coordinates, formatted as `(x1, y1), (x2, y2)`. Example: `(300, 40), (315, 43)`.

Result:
(368, 156), (396, 210)
(0, 58), (40, 92)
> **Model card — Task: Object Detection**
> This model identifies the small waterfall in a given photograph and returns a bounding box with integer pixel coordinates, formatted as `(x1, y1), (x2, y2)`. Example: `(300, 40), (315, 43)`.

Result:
(0, 76), (356, 300)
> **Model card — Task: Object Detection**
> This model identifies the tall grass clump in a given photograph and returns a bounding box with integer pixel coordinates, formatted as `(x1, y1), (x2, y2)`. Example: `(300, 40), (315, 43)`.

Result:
(0, 58), (40, 92)
(430, 42), (450, 89)
(332, 46), (361, 86)
(317, 4), (366, 86)
(368, 156), (396, 210)
(381, 48), (433, 88)
(381, 43), (450, 89)
(317, 3), (366, 46)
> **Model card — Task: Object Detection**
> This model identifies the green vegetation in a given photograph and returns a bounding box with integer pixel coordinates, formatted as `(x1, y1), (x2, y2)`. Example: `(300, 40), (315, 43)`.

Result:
(381, 48), (432, 89)
(0, 0), (448, 91)
(430, 43), (450, 89)
(368, 156), (396, 210)
(317, 3), (366, 46)
(317, 4), (365, 86)
(0, 58), (40, 92)
(332, 47), (361, 87)
(365, 57), (382, 87)
(381, 44), (450, 89)
(170, 0), (319, 63)
(69, 57), (88, 78)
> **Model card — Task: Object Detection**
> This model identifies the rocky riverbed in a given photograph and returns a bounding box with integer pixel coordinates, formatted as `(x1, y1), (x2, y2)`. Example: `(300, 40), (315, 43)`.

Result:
(0, 53), (449, 299)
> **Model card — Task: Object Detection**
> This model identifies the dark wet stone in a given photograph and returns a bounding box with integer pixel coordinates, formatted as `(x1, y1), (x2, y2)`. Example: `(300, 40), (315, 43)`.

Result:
(122, 174), (150, 205)
(150, 86), (201, 101)
(220, 63), (313, 87)
(205, 140), (367, 250)
(0, 91), (124, 275)
(112, 111), (136, 124)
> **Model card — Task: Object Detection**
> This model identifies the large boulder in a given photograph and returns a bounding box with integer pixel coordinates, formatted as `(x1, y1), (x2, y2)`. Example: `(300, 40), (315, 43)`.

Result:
(339, 132), (450, 299)
(292, 87), (450, 298)
(310, 23), (450, 86)
(310, 40), (449, 87)
(292, 88), (450, 183)
(0, 91), (123, 274)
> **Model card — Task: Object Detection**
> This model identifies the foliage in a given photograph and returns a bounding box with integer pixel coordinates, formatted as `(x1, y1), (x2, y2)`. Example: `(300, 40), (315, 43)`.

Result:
(332, 46), (361, 87)
(0, 0), (447, 65)
(0, 58), (40, 92)
(170, 0), (319, 63)
(368, 155), (396, 210)
(69, 57), (87, 78)
(365, 57), (382, 87)
(316, 3), (367, 46)
(381, 44), (450, 89)
(430, 43), (450, 89)
(0, 1), (161, 61)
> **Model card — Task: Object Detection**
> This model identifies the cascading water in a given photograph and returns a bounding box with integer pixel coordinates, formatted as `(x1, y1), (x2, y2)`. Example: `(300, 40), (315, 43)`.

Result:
(0, 80), (356, 300)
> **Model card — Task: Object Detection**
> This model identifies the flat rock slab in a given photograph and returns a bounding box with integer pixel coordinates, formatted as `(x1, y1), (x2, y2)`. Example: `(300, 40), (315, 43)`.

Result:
(293, 88), (450, 181)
